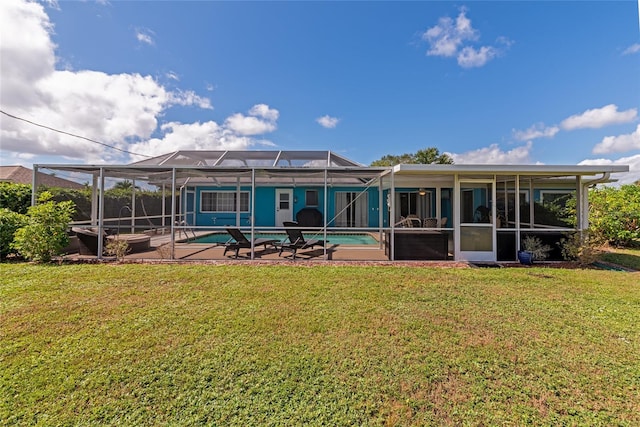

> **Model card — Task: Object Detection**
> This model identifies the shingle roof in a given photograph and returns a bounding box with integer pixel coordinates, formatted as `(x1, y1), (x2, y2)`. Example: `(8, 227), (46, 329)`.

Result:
(0, 165), (85, 189)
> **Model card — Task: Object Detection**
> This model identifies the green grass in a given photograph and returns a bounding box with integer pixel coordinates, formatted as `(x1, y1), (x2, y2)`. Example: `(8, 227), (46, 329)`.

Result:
(599, 246), (640, 270)
(1, 264), (639, 426)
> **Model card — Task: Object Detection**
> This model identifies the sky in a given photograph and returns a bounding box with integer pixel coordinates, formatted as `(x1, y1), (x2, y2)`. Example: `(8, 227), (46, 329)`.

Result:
(1, 0), (639, 184)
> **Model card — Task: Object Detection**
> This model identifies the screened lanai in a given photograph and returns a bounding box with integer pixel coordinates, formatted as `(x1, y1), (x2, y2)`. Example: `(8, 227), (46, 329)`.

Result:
(34, 151), (628, 262)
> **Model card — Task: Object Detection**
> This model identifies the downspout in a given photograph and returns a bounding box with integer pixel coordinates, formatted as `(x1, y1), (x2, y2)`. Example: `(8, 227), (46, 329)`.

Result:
(580, 172), (610, 231)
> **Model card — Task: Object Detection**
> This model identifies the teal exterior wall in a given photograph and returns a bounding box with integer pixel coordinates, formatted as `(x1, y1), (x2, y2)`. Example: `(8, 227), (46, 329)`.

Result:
(190, 185), (382, 227)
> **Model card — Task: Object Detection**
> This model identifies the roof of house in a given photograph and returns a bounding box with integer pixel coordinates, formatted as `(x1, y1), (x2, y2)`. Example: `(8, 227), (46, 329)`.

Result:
(0, 165), (85, 189)
(130, 150), (366, 168)
(33, 150), (629, 186)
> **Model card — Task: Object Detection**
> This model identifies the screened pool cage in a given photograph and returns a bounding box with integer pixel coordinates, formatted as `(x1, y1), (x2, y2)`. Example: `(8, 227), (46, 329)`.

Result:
(33, 150), (628, 262)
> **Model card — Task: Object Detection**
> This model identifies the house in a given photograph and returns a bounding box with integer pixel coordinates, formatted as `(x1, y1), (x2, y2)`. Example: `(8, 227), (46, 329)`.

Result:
(0, 165), (85, 190)
(34, 150), (628, 262)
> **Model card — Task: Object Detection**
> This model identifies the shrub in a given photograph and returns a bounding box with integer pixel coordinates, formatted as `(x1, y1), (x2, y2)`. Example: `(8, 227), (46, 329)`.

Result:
(0, 183), (32, 214)
(0, 208), (27, 259)
(589, 185), (640, 247)
(559, 232), (603, 267)
(12, 192), (76, 263)
(521, 235), (552, 261)
(105, 238), (130, 261)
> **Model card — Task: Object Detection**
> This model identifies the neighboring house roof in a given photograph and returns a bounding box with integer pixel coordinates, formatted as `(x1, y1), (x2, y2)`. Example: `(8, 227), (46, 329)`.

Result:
(0, 165), (85, 189)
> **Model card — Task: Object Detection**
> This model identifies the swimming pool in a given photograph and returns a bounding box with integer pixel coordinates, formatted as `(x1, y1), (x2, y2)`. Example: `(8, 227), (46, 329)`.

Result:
(188, 232), (379, 245)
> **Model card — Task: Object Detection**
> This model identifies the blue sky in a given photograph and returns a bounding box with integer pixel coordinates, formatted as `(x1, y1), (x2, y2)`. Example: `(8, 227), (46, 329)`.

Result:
(1, 0), (639, 183)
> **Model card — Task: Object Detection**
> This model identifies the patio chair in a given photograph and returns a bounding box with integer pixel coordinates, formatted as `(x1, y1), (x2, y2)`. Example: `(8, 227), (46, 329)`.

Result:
(406, 214), (421, 227)
(223, 228), (280, 259)
(423, 217), (438, 228)
(394, 216), (417, 228)
(278, 221), (326, 259)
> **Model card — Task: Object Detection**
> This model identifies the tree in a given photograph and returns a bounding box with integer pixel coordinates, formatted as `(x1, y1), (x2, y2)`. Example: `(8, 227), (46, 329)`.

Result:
(370, 147), (453, 166)
(113, 180), (136, 190)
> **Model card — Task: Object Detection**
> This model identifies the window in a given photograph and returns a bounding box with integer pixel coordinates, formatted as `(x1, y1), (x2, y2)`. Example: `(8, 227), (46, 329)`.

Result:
(305, 190), (319, 207)
(201, 191), (249, 212)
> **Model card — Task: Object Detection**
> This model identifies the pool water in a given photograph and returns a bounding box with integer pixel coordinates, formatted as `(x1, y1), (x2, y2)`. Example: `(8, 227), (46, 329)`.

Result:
(189, 232), (379, 245)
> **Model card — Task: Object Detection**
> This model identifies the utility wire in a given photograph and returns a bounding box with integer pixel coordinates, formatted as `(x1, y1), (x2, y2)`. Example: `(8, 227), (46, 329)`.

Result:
(0, 109), (153, 158)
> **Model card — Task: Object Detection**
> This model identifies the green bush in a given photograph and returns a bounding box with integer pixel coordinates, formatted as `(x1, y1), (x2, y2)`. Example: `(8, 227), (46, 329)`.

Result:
(0, 183), (32, 214)
(12, 192), (76, 263)
(589, 185), (640, 247)
(0, 208), (27, 259)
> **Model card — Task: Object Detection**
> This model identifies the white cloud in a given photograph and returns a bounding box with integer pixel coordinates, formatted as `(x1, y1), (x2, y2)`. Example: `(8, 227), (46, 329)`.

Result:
(128, 120), (276, 161)
(622, 43), (640, 55)
(316, 115), (340, 129)
(560, 104), (637, 130)
(592, 124), (640, 154)
(422, 8), (477, 57)
(451, 142), (533, 164)
(249, 104), (279, 121)
(422, 8), (510, 68)
(135, 28), (155, 46)
(223, 104), (279, 136)
(225, 114), (277, 136)
(457, 46), (498, 68)
(0, 0), (215, 164)
(513, 123), (560, 141)
(579, 154), (640, 186)
(166, 71), (179, 81)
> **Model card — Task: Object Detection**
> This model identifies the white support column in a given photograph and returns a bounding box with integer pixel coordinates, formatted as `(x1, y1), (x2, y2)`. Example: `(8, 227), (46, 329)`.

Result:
(91, 174), (99, 226)
(491, 176), (497, 259)
(515, 175), (521, 253)
(170, 168), (176, 260)
(323, 169), (328, 259)
(97, 168), (105, 260)
(131, 179), (136, 234)
(31, 165), (38, 206)
(529, 178), (534, 228)
(250, 169), (256, 260)
(161, 183), (166, 233)
(453, 174), (460, 261)
(435, 187), (442, 227)
(236, 177), (241, 227)
(576, 175), (589, 232)
(390, 169), (395, 261)
(378, 175), (384, 248)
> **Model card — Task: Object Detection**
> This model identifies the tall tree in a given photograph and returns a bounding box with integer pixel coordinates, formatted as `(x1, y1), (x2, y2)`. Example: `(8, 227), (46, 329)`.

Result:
(370, 147), (453, 166)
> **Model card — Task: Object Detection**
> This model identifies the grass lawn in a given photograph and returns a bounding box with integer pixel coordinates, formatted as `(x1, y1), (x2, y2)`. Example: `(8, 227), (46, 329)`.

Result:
(599, 246), (640, 271)
(1, 264), (639, 426)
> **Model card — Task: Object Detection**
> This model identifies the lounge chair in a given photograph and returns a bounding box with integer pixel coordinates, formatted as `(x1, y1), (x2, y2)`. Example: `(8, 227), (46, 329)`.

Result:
(223, 228), (280, 259)
(278, 221), (325, 259)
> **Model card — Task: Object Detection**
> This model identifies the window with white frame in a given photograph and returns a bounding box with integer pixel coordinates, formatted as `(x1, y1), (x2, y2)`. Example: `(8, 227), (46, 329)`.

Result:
(200, 191), (249, 212)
